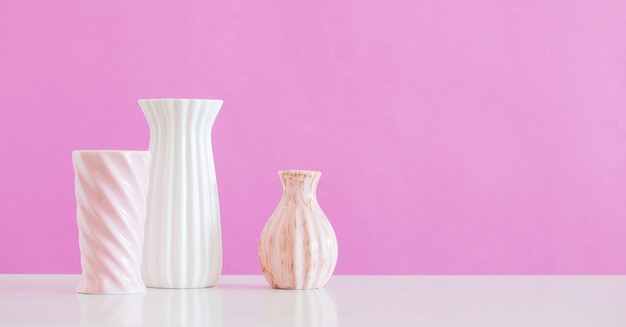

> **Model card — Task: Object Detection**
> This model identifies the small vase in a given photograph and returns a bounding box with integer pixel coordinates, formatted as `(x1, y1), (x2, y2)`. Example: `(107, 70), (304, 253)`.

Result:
(259, 170), (338, 289)
(139, 99), (223, 289)
(73, 150), (150, 294)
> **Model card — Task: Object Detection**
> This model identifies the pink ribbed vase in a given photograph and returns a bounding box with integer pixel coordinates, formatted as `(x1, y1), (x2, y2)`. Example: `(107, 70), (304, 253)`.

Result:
(259, 170), (338, 289)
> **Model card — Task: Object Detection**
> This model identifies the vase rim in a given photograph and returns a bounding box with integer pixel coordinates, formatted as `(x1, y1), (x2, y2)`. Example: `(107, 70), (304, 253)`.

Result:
(138, 98), (223, 104)
(279, 170), (321, 176)
(72, 150), (150, 154)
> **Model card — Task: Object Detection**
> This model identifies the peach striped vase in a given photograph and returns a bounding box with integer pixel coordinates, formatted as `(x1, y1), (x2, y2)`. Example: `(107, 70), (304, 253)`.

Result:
(259, 170), (338, 289)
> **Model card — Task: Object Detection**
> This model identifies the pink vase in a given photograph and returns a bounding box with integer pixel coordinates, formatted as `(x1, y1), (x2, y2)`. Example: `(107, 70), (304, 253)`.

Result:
(73, 150), (150, 294)
(259, 170), (338, 289)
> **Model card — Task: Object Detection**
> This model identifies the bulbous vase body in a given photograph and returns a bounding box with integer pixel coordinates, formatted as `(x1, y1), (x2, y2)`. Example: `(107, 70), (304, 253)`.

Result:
(259, 170), (338, 289)
(140, 99), (223, 288)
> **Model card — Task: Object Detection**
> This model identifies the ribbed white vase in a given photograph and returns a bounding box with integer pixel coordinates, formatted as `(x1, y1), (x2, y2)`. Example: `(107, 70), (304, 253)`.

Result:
(259, 170), (338, 289)
(73, 150), (150, 294)
(140, 99), (223, 288)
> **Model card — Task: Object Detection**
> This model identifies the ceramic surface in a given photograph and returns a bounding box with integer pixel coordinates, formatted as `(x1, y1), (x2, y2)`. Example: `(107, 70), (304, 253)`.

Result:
(259, 170), (338, 289)
(140, 99), (223, 288)
(73, 150), (150, 294)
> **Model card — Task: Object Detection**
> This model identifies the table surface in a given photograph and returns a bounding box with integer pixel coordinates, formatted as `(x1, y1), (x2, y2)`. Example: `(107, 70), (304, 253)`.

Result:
(0, 275), (624, 326)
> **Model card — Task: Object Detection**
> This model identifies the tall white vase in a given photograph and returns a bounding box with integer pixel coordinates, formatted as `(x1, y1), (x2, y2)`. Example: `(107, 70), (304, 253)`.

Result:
(139, 99), (223, 288)
(73, 150), (150, 294)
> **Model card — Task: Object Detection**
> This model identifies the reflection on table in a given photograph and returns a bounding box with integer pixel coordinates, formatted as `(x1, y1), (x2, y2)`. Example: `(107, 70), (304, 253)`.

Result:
(1, 275), (624, 326)
(77, 279), (336, 327)
(261, 288), (337, 327)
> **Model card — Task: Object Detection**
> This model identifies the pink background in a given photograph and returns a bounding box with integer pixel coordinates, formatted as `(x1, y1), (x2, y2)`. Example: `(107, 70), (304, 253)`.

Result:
(1, 0), (625, 274)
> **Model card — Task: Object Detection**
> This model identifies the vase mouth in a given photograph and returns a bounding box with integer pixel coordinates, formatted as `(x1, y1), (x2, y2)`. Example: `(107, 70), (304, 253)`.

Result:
(138, 99), (224, 105)
(72, 150), (150, 155)
(279, 170), (322, 177)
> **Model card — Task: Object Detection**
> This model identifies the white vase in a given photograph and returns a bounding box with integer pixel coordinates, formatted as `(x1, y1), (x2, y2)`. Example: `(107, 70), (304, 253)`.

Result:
(259, 170), (338, 289)
(73, 150), (150, 294)
(140, 99), (223, 288)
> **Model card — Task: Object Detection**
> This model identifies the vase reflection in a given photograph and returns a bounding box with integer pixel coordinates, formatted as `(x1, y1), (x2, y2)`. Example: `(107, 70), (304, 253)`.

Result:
(142, 287), (222, 326)
(261, 288), (337, 327)
(78, 293), (144, 326)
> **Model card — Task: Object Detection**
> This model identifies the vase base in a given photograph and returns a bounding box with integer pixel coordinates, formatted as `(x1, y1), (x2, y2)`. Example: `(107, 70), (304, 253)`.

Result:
(76, 287), (146, 295)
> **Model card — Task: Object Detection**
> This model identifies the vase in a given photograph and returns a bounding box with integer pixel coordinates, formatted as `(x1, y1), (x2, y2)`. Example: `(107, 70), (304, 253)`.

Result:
(73, 150), (150, 294)
(259, 170), (338, 289)
(139, 99), (223, 289)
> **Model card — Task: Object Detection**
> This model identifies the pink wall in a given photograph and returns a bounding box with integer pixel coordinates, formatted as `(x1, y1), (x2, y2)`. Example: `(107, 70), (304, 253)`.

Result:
(1, 0), (625, 274)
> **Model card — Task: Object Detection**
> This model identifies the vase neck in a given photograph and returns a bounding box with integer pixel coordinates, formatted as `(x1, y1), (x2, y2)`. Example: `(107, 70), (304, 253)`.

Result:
(140, 99), (222, 138)
(279, 170), (321, 202)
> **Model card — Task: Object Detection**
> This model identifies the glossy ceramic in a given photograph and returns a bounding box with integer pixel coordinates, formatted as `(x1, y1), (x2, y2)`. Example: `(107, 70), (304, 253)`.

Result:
(140, 99), (223, 288)
(259, 170), (338, 289)
(73, 150), (150, 294)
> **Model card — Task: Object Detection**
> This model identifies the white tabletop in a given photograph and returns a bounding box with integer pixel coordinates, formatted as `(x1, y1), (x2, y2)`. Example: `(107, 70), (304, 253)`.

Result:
(0, 275), (624, 326)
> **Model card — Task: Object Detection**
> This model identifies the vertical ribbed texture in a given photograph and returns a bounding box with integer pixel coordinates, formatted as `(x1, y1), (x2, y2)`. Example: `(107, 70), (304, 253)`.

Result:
(140, 99), (222, 288)
(73, 150), (150, 294)
(259, 170), (338, 289)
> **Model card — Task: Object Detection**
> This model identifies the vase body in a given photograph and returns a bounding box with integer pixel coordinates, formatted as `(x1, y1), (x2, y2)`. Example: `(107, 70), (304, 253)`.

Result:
(140, 99), (223, 288)
(259, 170), (338, 289)
(73, 150), (150, 294)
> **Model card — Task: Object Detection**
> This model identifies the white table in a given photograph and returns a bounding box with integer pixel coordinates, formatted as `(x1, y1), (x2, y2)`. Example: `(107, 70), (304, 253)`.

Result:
(0, 275), (624, 326)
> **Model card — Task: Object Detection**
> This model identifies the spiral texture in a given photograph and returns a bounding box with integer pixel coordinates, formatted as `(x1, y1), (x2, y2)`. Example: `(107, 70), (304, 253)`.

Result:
(140, 99), (223, 288)
(74, 150), (150, 294)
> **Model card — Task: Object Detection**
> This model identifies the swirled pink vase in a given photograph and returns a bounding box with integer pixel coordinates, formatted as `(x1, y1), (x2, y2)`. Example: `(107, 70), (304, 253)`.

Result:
(259, 170), (338, 289)
(73, 150), (150, 294)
